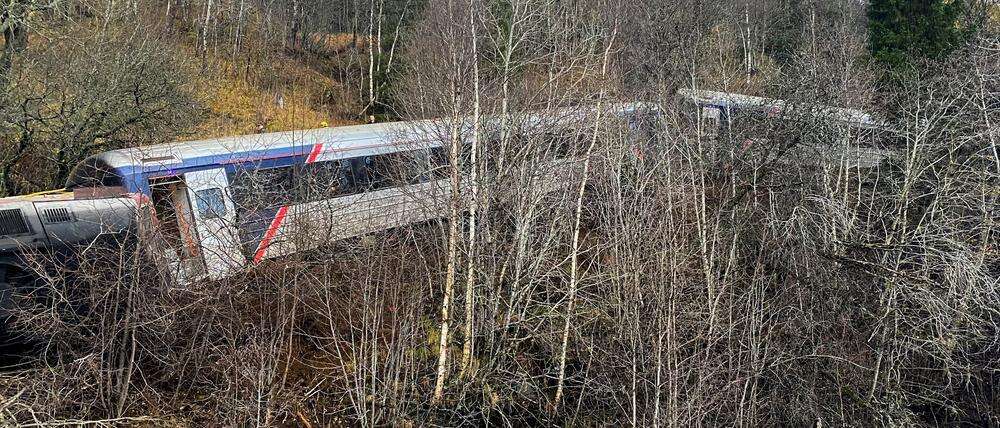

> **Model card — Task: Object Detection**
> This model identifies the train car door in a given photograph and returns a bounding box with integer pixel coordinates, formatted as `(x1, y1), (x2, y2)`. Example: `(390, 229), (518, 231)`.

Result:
(148, 176), (206, 283)
(184, 168), (247, 280)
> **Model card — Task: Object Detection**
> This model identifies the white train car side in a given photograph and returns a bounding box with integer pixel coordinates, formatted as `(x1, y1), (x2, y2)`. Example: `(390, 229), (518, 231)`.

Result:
(0, 103), (658, 288)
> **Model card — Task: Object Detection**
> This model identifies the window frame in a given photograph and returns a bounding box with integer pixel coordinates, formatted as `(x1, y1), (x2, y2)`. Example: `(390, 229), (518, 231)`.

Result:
(194, 187), (228, 219)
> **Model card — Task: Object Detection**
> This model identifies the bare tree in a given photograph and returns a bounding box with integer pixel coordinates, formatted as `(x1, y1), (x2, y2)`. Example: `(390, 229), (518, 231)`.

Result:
(0, 1), (997, 427)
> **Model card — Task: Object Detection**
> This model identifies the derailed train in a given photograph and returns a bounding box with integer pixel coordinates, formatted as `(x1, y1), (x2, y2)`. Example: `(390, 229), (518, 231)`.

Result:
(0, 90), (885, 291)
(681, 88), (894, 167)
(0, 103), (659, 289)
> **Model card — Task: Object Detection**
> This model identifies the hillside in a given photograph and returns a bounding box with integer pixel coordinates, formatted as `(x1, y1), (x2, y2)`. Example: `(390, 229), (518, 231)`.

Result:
(185, 36), (363, 139)
(0, 1), (997, 427)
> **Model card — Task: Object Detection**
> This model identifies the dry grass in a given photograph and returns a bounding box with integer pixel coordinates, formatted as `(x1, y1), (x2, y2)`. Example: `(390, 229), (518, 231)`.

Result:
(183, 42), (361, 139)
(306, 32), (367, 55)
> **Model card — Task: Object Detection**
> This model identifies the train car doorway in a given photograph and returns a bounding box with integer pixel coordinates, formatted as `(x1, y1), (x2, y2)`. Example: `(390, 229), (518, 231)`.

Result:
(148, 176), (206, 283)
(183, 168), (246, 280)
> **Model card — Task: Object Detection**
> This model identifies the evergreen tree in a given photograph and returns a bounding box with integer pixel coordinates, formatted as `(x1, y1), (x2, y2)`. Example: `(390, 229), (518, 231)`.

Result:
(867, 0), (969, 75)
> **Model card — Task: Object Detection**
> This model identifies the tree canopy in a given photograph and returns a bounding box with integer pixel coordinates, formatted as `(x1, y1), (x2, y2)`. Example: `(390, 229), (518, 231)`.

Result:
(868, 0), (970, 75)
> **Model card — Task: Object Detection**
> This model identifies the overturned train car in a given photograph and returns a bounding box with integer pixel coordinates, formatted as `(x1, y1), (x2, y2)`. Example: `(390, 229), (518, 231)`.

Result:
(0, 103), (659, 291)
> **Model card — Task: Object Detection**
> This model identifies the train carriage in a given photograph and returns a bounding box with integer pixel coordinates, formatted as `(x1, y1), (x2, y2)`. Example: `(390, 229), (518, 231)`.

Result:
(0, 89), (898, 295)
(0, 103), (657, 290)
(679, 88), (896, 168)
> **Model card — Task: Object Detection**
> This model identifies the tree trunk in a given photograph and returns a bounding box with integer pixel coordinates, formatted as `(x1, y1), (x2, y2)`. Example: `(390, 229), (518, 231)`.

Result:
(432, 86), (464, 405)
(0, 14), (27, 83)
(553, 27), (616, 412)
(459, 0), (480, 379)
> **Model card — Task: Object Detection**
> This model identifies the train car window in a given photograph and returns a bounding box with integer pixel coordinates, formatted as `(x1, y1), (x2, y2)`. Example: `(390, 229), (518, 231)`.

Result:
(66, 157), (124, 188)
(429, 147), (448, 179)
(373, 152), (404, 186)
(194, 188), (227, 219)
(401, 149), (435, 184)
(352, 155), (391, 191)
(350, 156), (372, 190)
(332, 159), (358, 195)
(298, 159), (354, 201)
(228, 168), (250, 208)
(230, 165), (295, 212)
(295, 163), (318, 201)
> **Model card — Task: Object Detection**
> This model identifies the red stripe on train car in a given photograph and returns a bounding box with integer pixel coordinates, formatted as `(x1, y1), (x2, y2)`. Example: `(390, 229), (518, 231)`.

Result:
(306, 143), (324, 164)
(253, 205), (289, 263)
(253, 143), (320, 263)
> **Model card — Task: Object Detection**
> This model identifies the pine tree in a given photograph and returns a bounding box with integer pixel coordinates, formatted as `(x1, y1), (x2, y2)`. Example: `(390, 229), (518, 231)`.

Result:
(868, 0), (969, 75)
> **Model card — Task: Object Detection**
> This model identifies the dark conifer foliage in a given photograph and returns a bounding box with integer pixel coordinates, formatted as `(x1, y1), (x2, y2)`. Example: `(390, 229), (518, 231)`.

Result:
(867, 0), (971, 75)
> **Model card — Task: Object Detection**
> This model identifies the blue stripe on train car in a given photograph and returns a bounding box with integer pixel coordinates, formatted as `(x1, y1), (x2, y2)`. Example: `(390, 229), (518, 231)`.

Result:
(116, 144), (322, 196)
(106, 144), (321, 258)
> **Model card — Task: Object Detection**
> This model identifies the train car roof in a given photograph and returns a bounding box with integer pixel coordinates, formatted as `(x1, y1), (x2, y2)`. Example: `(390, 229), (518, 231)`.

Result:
(678, 88), (887, 129)
(89, 102), (656, 176)
(95, 119), (433, 171)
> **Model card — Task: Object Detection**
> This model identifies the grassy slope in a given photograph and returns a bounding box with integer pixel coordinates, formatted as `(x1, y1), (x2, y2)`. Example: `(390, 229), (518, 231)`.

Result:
(183, 36), (362, 140)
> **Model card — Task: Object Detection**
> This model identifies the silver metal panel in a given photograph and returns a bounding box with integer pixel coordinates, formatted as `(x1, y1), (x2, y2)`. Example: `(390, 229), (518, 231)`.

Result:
(36, 198), (136, 246)
(0, 201), (48, 252)
(93, 103), (651, 171)
(184, 168), (246, 280)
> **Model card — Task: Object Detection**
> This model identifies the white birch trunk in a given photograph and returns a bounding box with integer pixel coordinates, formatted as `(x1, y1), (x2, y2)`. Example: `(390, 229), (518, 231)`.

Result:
(459, 0), (480, 379)
(553, 27), (616, 411)
(432, 85), (464, 404)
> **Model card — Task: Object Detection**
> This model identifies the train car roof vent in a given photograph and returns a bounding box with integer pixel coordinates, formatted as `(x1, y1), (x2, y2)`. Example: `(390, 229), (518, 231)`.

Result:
(42, 207), (74, 224)
(0, 208), (30, 237)
(141, 155), (178, 164)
